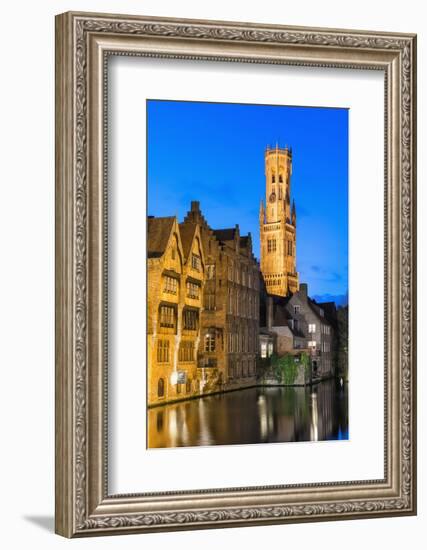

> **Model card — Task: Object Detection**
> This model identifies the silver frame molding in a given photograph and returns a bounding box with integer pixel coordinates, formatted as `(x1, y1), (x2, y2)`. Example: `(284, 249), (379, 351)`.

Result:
(55, 11), (417, 538)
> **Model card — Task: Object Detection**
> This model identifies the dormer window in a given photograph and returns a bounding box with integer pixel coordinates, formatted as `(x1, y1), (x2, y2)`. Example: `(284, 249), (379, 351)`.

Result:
(191, 253), (201, 271)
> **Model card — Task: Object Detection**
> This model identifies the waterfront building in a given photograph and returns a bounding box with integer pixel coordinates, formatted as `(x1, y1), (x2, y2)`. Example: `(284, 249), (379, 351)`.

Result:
(284, 284), (333, 378)
(181, 201), (260, 390)
(147, 215), (205, 406)
(316, 300), (339, 376)
(148, 202), (261, 406)
(260, 284), (334, 379)
(259, 144), (299, 296)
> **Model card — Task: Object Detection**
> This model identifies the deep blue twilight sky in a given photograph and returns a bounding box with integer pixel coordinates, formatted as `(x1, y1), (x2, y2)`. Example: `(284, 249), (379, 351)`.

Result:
(147, 100), (348, 304)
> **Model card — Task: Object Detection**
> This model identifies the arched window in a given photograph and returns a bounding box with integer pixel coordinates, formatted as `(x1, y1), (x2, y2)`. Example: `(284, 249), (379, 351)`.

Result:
(157, 378), (165, 397)
(272, 174), (275, 183)
(279, 174), (283, 183)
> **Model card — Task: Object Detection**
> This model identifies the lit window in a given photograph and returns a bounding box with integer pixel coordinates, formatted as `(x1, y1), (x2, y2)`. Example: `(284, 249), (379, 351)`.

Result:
(267, 239), (277, 253)
(163, 275), (178, 295)
(157, 340), (170, 363)
(159, 306), (175, 329)
(261, 342), (267, 358)
(206, 264), (215, 279)
(204, 293), (216, 310)
(205, 332), (216, 352)
(178, 340), (194, 362)
(183, 309), (198, 330)
(186, 281), (200, 299)
(157, 378), (165, 397)
(308, 323), (316, 333)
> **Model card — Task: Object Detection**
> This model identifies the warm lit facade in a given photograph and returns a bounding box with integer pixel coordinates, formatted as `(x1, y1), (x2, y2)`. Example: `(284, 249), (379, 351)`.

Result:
(182, 202), (260, 390)
(147, 216), (205, 406)
(148, 202), (261, 407)
(259, 144), (299, 296)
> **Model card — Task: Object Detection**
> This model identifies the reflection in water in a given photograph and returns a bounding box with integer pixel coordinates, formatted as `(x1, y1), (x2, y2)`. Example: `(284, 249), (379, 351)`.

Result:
(147, 379), (348, 449)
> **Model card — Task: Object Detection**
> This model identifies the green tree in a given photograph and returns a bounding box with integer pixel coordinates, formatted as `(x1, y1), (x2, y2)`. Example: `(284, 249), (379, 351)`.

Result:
(300, 351), (311, 382)
(274, 353), (298, 385)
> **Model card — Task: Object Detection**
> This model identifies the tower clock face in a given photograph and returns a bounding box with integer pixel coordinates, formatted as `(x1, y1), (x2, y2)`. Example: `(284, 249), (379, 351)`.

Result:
(269, 192), (276, 203)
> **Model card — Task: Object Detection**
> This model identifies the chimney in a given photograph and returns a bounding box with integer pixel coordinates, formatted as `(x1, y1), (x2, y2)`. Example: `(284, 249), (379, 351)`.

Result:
(299, 283), (308, 299)
(267, 296), (273, 330)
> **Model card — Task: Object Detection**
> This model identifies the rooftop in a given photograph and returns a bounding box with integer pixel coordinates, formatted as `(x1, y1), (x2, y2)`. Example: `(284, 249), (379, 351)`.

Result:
(147, 216), (175, 259)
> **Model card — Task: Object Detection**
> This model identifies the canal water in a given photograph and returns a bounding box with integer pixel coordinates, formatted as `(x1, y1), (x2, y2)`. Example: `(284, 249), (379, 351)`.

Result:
(147, 379), (348, 449)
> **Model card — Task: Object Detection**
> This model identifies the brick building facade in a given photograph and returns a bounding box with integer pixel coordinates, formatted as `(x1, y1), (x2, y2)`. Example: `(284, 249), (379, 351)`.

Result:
(181, 202), (260, 390)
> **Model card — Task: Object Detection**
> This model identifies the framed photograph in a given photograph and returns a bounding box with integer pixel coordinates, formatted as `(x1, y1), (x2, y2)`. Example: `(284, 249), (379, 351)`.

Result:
(55, 11), (417, 537)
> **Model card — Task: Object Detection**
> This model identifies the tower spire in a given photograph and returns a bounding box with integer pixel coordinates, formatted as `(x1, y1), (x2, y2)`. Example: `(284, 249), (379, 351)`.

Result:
(260, 143), (299, 296)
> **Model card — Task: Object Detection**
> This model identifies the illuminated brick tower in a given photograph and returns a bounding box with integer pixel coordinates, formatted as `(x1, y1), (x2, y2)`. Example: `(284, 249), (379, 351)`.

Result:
(259, 144), (299, 296)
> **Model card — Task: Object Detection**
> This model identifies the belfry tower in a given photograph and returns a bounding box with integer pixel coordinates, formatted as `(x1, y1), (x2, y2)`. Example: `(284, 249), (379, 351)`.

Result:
(259, 144), (299, 296)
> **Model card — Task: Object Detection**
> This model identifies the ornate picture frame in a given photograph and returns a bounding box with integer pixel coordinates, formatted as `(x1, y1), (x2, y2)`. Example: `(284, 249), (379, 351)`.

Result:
(55, 11), (417, 537)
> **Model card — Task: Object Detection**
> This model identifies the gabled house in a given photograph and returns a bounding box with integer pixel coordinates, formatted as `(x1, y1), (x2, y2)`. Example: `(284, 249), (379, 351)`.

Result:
(147, 215), (205, 406)
(284, 284), (333, 378)
(181, 201), (260, 389)
(260, 282), (334, 379)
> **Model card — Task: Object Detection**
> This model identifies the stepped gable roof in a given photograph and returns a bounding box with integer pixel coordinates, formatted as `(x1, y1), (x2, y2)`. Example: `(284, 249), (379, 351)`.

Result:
(178, 222), (197, 261)
(147, 216), (175, 259)
(212, 228), (237, 243)
(182, 200), (210, 230)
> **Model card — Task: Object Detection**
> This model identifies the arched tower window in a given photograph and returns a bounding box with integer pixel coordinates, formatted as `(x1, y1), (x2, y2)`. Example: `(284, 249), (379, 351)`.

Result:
(279, 174), (283, 183)
(272, 174), (275, 183)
